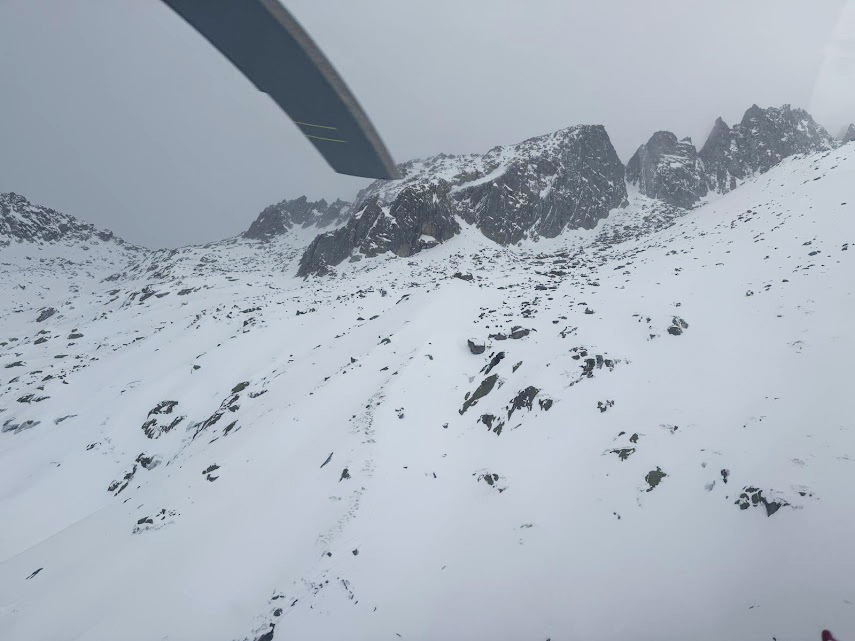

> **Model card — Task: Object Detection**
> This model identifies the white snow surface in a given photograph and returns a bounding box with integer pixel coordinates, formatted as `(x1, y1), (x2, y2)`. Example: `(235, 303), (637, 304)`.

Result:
(1, 145), (854, 641)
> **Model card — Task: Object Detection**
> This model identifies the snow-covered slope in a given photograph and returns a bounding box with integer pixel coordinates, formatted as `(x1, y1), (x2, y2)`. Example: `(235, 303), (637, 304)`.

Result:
(1, 139), (853, 641)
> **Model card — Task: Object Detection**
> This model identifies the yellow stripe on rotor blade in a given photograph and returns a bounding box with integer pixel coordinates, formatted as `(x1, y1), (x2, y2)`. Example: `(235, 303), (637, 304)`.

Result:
(294, 120), (338, 131)
(305, 134), (347, 143)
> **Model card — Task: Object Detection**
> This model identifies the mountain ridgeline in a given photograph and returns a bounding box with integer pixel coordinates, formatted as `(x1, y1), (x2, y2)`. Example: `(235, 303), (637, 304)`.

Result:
(1, 104), (848, 275)
(243, 196), (350, 240)
(0, 192), (137, 249)
(297, 125), (627, 276)
(291, 104), (840, 276)
(699, 105), (834, 195)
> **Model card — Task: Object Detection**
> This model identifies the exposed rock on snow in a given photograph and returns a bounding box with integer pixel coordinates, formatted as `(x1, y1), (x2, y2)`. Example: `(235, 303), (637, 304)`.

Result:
(460, 374), (500, 414)
(35, 307), (57, 323)
(107, 465), (137, 496)
(644, 467), (667, 491)
(141, 400), (185, 439)
(734, 486), (790, 516)
(132, 509), (179, 534)
(667, 316), (689, 336)
(507, 385), (540, 418)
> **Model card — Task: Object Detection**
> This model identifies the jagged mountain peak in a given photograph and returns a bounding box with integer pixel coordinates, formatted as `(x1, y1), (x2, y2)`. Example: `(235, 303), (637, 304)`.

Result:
(243, 195), (351, 240)
(626, 131), (708, 209)
(297, 104), (840, 276)
(840, 123), (855, 143)
(740, 102), (805, 124)
(700, 103), (834, 194)
(701, 117), (733, 154)
(297, 123), (627, 276)
(354, 124), (619, 209)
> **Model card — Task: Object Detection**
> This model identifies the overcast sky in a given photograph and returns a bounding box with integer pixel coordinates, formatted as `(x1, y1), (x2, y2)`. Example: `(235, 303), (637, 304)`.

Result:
(0, 0), (851, 248)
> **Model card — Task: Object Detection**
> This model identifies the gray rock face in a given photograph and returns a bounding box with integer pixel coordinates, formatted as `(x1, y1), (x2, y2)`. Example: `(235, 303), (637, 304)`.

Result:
(297, 182), (459, 277)
(299, 125), (627, 275)
(700, 105), (834, 194)
(1, 192), (130, 247)
(456, 125), (627, 243)
(244, 196), (350, 240)
(625, 132), (708, 208)
(840, 124), (855, 144)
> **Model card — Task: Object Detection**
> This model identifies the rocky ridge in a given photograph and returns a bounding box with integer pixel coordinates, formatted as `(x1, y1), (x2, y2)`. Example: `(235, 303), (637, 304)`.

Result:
(0, 192), (136, 248)
(243, 196), (350, 240)
(699, 104), (834, 194)
(2, 104), (841, 283)
(625, 131), (708, 208)
(297, 125), (628, 275)
(297, 104), (838, 276)
(297, 182), (459, 277)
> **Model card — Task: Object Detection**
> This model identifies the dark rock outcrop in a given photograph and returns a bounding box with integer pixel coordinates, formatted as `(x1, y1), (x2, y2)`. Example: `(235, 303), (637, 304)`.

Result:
(1, 419), (40, 434)
(507, 386), (540, 418)
(700, 105), (834, 194)
(626, 132), (707, 208)
(840, 124), (855, 144)
(460, 374), (499, 415)
(299, 125), (627, 275)
(35, 307), (57, 323)
(455, 125), (627, 243)
(667, 317), (689, 336)
(297, 182), (459, 277)
(141, 400), (185, 439)
(735, 486), (789, 516)
(467, 339), (486, 355)
(243, 196), (350, 240)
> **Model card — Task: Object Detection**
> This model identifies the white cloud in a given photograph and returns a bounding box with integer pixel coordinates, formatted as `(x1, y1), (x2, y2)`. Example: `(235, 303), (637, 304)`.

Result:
(811, 0), (855, 135)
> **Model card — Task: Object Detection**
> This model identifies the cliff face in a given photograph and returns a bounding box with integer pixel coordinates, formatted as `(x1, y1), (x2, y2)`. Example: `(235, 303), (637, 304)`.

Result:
(243, 196), (351, 240)
(626, 131), (708, 208)
(297, 182), (459, 277)
(700, 104), (834, 194)
(298, 125), (627, 275)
